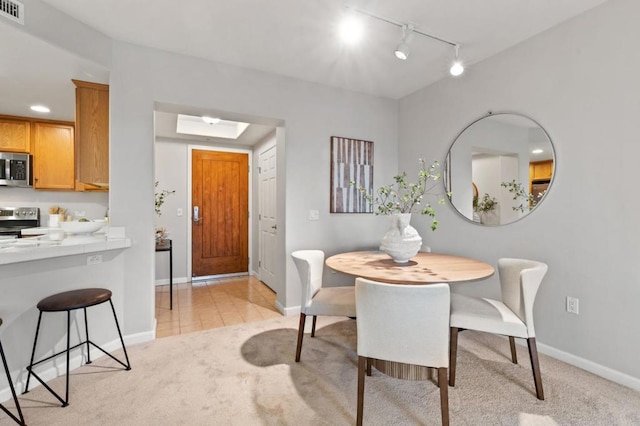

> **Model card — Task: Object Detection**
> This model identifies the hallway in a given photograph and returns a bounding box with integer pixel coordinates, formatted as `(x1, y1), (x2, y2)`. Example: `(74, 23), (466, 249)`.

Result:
(155, 276), (281, 338)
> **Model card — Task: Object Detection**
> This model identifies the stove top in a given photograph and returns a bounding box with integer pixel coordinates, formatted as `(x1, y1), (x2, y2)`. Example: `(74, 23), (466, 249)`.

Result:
(0, 207), (39, 235)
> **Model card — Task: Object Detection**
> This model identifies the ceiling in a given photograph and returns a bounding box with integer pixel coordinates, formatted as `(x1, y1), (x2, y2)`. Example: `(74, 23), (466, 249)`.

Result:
(1, 1), (608, 144)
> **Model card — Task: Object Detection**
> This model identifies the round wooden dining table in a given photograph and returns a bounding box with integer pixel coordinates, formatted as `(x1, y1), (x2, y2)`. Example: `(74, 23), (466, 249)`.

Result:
(325, 250), (494, 380)
(326, 250), (494, 284)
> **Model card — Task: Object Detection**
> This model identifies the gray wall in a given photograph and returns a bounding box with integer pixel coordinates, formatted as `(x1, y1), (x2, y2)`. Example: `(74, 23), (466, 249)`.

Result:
(399, 0), (640, 388)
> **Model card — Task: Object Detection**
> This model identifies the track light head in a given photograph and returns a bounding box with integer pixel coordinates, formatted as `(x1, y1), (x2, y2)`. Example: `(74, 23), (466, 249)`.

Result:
(394, 42), (410, 60)
(450, 61), (464, 76)
(394, 24), (414, 61)
(449, 45), (464, 76)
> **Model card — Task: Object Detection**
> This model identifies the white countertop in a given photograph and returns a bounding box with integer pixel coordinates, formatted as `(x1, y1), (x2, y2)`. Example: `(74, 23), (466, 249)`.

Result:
(0, 226), (131, 265)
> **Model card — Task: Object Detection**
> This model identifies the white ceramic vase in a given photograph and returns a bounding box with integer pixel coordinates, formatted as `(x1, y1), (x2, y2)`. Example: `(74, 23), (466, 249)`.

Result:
(379, 213), (422, 263)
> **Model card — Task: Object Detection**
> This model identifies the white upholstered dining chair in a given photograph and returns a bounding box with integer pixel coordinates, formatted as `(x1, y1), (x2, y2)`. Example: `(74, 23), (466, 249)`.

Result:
(291, 250), (356, 362)
(449, 258), (548, 400)
(355, 278), (450, 426)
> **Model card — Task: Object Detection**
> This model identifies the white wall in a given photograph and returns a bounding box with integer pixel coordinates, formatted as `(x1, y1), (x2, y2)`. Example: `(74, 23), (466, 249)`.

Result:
(399, 0), (640, 387)
(154, 138), (189, 283)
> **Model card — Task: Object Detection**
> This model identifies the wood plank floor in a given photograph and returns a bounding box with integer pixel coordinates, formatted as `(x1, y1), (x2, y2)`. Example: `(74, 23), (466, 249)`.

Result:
(155, 275), (281, 338)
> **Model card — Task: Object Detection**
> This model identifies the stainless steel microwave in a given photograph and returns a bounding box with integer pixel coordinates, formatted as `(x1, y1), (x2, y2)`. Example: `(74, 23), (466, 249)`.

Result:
(0, 152), (32, 187)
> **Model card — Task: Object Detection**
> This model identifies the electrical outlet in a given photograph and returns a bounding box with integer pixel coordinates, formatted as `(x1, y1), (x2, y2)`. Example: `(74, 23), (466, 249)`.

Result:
(566, 296), (579, 314)
(87, 254), (102, 265)
(308, 210), (319, 221)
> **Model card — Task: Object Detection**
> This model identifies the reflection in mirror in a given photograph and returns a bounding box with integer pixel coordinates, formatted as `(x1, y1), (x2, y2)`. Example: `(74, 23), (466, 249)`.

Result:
(445, 112), (555, 226)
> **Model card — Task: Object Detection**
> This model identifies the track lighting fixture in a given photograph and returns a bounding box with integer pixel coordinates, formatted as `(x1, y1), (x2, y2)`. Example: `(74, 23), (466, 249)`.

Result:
(343, 5), (464, 76)
(449, 45), (464, 76)
(394, 24), (414, 60)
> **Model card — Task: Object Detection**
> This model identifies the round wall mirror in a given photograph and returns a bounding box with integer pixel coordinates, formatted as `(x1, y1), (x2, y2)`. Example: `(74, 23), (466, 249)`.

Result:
(445, 112), (555, 226)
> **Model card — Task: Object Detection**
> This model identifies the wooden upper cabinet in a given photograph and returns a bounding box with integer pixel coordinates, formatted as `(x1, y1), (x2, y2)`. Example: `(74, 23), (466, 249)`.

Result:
(0, 115), (31, 152)
(530, 160), (554, 181)
(72, 79), (109, 189)
(33, 122), (75, 190)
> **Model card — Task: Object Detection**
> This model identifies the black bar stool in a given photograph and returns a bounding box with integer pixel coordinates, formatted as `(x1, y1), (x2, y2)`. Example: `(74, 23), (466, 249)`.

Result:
(23, 288), (131, 407)
(0, 318), (26, 425)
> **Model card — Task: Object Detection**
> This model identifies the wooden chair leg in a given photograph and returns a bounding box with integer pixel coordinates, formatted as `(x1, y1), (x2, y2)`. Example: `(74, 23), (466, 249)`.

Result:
(527, 337), (544, 400)
(357, 356), (366, 426)
(449, 327), (459, 386)
(438, 367), (450, 426)
(311, 315), (317, 337)
(509, 336), (518, 364)
(295, 313), (306, 362)
(366, 357), (372, 376)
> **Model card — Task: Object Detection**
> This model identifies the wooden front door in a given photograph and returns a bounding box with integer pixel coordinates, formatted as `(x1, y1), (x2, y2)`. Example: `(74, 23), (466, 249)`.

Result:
(192, 150), (248, 276)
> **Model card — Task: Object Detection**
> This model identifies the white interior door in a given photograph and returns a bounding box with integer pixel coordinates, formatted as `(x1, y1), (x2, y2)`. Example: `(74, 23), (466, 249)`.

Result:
(258, 144), (277, 290)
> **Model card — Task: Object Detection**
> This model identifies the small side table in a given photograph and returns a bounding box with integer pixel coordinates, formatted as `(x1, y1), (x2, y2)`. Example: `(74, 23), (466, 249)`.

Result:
(155, 239), (173, 309)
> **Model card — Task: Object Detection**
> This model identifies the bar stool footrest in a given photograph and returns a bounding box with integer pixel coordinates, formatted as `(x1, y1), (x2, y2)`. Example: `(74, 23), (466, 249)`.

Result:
(24, 339), (130, 406)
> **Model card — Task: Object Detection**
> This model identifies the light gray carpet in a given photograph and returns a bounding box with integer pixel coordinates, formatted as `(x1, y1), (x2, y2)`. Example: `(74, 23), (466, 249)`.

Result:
(1, 316), (639, 425)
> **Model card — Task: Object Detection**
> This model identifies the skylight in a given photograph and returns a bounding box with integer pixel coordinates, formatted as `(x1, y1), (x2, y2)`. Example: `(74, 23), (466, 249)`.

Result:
(176, 114), (250, 139)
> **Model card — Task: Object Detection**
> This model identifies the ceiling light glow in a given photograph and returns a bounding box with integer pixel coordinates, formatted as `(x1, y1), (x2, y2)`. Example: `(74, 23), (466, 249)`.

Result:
(449, 45), (464, 76)
(450, 61), (464, 76)
(202, 116), (221, 125)
(179, 114), (250, 140)
(30, 105), (50, 113)
(532, 149), (544, 154)
(339, 16), (364, 44)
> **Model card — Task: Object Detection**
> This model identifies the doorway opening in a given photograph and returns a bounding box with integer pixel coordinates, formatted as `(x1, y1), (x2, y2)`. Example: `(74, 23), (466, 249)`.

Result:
(153, 102), (284, 303)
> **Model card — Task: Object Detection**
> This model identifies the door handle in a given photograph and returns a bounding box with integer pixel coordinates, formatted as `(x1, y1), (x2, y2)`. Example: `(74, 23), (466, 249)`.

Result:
(193, 206), (200, 223)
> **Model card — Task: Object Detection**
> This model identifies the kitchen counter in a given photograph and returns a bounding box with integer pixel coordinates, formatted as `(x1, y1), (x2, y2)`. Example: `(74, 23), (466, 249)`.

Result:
(0, 226), (130, 265)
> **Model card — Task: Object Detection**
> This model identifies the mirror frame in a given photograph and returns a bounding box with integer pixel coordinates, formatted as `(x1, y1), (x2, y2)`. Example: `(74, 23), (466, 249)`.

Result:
(445, 111), (556, 226)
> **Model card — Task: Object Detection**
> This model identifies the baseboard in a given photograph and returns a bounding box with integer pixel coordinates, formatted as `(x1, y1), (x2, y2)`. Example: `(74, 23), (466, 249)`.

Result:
(125, 329), (155, 346)
(154, 276), (189, 286)
(276, 300), (299, 316)
(536, 341), (640, 391)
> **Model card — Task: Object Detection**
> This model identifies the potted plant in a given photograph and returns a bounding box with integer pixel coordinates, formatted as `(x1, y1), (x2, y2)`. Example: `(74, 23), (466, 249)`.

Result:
(353, 159), (447, 263)
(155, 181), (175, 241)
(474, 193), (499, 225)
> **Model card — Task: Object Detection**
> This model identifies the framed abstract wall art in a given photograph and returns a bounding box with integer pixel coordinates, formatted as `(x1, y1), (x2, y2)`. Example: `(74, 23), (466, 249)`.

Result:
(330, 136), (373, 213)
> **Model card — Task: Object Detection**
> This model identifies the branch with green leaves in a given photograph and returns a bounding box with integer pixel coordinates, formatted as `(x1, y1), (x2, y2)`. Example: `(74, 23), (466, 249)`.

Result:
(352, 159), (450, 231)
(155, 181), (176, 216)
(500, 180), (540, 213)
